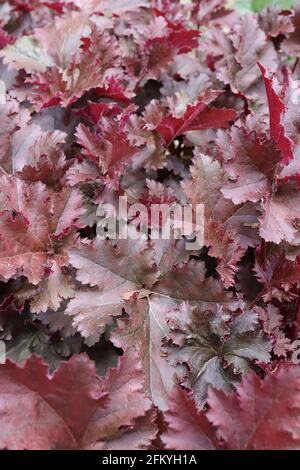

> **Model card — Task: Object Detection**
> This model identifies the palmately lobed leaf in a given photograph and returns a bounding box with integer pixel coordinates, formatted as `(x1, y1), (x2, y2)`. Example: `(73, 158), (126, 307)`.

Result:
(0, 0), (300, 451)
(162, 364), (300, 450)
(0, 348), (155, 450)
(162, 304), (271, 404)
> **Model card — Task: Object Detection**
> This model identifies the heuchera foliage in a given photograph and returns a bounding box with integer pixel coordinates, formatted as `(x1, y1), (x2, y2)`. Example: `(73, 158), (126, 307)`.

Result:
(1, 0), (300, 450)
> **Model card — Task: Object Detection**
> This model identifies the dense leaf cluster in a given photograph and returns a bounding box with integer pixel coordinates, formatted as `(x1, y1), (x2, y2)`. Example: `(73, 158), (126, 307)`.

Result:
(1, 0), (300, 450)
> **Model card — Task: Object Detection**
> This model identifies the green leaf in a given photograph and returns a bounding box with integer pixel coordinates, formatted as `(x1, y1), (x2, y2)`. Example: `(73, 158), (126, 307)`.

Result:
(252, 0), (295, 12)
(163, 306), (272, 405)
(0, 36), (54, 73)
(233, 0), (297, 13)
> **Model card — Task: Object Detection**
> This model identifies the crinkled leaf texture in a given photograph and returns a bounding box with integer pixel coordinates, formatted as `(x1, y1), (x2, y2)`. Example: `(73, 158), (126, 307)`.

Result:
(1, 0), (300, 452)
(0, 348), (155, 450)
(163, 364), (300, 450)
(163, 304), (271, 404)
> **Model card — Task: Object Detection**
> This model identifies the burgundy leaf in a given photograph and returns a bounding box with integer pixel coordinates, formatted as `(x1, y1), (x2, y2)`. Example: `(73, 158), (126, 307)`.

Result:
(258, 63), (294, 165)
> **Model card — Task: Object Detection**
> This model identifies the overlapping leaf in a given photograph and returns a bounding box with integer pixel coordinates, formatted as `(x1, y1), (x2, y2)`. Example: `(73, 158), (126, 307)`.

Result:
(162, 365), (300, 450)
(0, 348), (155, 450)
(0, 0), (300, 452)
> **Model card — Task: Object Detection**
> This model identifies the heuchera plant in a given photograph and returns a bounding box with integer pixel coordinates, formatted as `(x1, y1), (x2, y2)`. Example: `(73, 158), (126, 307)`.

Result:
(1, 0), (300, 450)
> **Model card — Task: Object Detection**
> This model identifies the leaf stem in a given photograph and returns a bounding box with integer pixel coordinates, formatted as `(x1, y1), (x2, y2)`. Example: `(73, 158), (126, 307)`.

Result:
(292, 57), (299, 74)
